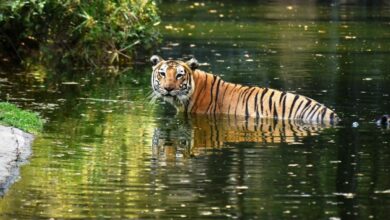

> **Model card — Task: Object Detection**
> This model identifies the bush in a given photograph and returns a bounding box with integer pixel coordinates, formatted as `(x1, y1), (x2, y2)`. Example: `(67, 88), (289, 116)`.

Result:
(0, 0), (161, 65)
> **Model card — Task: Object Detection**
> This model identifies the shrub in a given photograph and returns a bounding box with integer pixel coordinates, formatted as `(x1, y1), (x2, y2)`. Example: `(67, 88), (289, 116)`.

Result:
(0, 0), (161, 65)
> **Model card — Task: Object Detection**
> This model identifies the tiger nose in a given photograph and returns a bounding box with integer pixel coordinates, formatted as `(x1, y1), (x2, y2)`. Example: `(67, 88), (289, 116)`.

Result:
(164, 86), (174, 92)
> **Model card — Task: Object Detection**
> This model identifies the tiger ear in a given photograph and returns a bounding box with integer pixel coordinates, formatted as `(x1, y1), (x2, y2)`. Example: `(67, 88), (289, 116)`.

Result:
(150, 55), (162, 67)
(186, 57), (199, 71)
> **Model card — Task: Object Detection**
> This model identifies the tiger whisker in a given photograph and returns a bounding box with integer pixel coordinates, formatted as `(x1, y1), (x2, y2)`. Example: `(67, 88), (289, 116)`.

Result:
(145, 91), (155, 100)
(149, 96), (159, 105)
(146, 91), (160, 105)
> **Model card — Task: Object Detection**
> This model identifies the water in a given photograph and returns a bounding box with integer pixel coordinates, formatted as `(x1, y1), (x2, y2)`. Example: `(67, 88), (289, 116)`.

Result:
(1, 1), (390, 219)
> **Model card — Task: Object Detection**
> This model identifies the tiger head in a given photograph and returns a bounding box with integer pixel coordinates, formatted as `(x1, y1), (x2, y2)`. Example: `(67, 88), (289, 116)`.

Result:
(150, 55), (199, 104)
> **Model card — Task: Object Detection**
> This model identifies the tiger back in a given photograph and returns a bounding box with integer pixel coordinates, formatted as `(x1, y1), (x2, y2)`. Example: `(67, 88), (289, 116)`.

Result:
(150, 55), (339, 123)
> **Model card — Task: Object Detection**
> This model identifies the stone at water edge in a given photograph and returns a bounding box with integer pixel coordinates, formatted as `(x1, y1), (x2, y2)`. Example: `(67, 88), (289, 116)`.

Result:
(0, 125), (34, 195)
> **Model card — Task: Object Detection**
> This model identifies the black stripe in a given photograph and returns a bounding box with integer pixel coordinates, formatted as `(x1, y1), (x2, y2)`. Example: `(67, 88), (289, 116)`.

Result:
(187, 73), (192, 89)
(186, 75), (192, 97)
(245, 117), (249, 131)
(245, 88), (257, 119)
(279, 123), (286, 142)
(288, 95), (300, 119)
(273, 102), (278, 119)
(240, 87), (251, 105)
(321, 108), (327, 123)
(305, 104), (318, 121)
(233, 86), (244, 116)
(190, 73), (208, 112)
(260, 88), (269, 116)
(311, 104), (322, 121)
(330, 112), (335, 123)
(202, 74), (209, 92)
(299, 99), (313, 119)
(307, 104), (320, 121)
(220, 81), (228, 104)
(281, 116), (286, 128)
(254, 90), (260, 119)
(235, 87), (250, 116)
(316, 108), (325, 123)
(315, 107), (325, 123)
(213, 78), (222, 114)
(293, 100), (304, 119)
(279, 92), (286, 104)
(206, 75), (217, 113)
(214, 117), (220, 144)
(227, 84), (238, 115)
(276, 91), (286, 119)
(281, 93), (287, 119)
(260, 120), (264, 135)
(288, 120), (298, 136)
(268, 91), (275, 116)
(273, 116), (278, 131)
(303, 104), (318, 120)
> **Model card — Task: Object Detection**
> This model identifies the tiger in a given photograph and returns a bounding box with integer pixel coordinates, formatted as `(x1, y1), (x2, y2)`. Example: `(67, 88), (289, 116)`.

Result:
(150, 55), (339, 124)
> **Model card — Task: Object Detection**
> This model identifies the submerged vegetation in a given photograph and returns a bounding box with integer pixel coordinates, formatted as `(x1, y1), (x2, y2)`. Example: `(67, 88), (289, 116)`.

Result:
(0, 102), (43, 133)
(0, 0), (160, 66)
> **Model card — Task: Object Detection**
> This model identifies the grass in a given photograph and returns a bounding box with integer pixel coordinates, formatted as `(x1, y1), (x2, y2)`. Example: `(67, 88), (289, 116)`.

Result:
(0, 102), (43, 134)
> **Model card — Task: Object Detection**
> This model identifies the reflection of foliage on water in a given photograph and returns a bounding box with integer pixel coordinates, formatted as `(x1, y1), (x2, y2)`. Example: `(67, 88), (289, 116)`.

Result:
(0, 109), (156, 218)
(0, 0), (160, 65)
(0, 66), (158, 218)
(0, 65), (153, 121)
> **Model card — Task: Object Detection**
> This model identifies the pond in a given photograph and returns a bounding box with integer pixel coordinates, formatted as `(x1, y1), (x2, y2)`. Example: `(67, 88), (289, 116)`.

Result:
(1, 0), (390, 219)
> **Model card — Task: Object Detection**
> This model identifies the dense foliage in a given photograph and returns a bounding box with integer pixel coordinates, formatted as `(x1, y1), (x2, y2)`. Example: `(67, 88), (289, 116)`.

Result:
(0, 0), (160, 65)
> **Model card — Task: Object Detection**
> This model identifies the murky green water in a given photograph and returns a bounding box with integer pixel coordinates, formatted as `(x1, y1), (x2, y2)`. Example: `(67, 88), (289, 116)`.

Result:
(1, 1), (390, 219)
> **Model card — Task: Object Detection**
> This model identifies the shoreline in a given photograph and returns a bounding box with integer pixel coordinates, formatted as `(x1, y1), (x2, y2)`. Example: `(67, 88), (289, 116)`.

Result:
(0, 125), (34, 196)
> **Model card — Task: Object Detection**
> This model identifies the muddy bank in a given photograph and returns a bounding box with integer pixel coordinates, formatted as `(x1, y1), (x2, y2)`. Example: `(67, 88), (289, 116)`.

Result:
(0, 125), (34, 196)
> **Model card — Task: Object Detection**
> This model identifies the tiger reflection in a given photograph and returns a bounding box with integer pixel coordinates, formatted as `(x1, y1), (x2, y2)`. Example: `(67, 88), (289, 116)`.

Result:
(152, 115), (335, 161)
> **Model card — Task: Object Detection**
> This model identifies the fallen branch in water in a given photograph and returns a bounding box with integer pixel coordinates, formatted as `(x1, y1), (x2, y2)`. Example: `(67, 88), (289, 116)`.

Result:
(77, 97), (133, 103)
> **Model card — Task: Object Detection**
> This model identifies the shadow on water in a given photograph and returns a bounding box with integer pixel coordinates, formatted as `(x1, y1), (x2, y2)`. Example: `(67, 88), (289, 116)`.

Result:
(152, 114), (335, 160)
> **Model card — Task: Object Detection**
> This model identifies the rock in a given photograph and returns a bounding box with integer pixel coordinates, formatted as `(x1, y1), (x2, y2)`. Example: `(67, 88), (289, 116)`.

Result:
(0, 125), (34, 196)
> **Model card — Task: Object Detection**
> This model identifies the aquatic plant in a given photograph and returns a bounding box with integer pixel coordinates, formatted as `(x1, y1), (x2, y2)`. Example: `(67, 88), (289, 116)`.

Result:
(0, 0), (160, 65)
